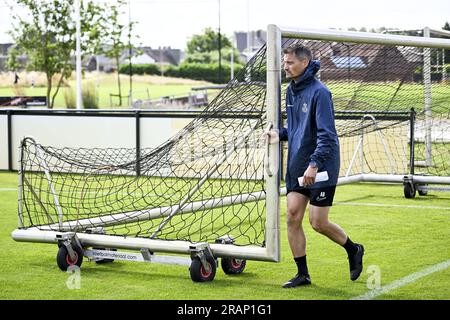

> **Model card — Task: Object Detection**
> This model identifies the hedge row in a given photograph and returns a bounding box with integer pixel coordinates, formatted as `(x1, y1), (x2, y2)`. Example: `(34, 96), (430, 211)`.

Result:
(119, 63), (160, 76)
(119, 62), (244, 84)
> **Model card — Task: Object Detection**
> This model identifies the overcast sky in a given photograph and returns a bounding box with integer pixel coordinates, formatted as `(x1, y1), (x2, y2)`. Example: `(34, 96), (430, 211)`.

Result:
(0, 0), (449, 50)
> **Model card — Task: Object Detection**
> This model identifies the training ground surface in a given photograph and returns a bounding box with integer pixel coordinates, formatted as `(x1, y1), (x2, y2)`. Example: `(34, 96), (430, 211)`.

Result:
(0, 171), (448, 300)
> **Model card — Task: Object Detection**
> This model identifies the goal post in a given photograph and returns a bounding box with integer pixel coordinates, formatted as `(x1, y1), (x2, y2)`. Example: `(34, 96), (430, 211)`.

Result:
(264, 24), (282, 262)
(13, 131), (281, 262)
(267, 25), (450, 195)
(11, 25), (450, 281)
(12, 35), (282, 269)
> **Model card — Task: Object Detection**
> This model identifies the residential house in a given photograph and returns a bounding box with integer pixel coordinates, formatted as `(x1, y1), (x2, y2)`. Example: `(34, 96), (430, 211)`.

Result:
(85, 46), (182, 72)
(304, 41), (422, 82)
(234, 30), (266, 62)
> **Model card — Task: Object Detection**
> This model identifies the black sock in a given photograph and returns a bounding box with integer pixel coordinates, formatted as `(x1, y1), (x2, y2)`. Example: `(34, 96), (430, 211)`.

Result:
(343, 237), (358, 256)
(294, 255), (308, 275)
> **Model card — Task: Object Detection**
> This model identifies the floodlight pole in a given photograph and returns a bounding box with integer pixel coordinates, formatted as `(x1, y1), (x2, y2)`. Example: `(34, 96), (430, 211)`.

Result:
(75, 0), (83, 110)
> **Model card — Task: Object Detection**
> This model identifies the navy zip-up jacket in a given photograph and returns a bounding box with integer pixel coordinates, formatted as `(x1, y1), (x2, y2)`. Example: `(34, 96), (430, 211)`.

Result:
(279, 60), (340, 190)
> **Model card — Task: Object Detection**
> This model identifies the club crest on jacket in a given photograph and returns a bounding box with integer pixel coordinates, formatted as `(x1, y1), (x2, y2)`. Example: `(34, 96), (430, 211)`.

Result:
(302, 103), (308, 113)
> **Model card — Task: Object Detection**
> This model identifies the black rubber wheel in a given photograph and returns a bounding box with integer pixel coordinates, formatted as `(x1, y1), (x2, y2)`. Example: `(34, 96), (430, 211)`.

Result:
(94, 248), (116, 264)
(403, 182), (416, 199)
(221, 258), (246, 275)
(418, 184), (428, 196)
(57, 244), (83, 271)
(189, 256), (216, 282)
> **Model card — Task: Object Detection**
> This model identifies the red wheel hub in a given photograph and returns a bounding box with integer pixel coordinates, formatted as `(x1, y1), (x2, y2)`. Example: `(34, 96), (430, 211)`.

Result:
(231, 259), (242, 269)
(200, 263), (212, 278)
(66, 252), (78, 265)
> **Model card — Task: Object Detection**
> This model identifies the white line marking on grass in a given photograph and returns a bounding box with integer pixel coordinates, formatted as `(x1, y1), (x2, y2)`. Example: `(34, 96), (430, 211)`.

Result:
(351, 259), (450, 300)
(0, 188), (17, 191)
(336, 201), (450, 211)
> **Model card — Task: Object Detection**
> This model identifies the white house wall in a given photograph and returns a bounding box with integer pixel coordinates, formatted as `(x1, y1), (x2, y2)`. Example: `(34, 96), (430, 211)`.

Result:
(0, 114), (8, 170)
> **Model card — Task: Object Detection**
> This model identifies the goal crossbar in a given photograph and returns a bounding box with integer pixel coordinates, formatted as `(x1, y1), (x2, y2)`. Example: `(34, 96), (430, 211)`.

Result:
(279, 26), (450, 49)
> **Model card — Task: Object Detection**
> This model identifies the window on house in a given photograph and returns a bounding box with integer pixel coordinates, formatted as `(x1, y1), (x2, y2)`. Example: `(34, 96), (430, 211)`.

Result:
(331, 56), (367, 69)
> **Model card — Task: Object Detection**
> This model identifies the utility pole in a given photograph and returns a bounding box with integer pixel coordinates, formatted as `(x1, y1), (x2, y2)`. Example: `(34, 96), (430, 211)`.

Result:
(160, 48), (164, 77)
(75, 0), (83, 109)
(247, 0), (250, 61)
(230, 48), (234, 80)
(128, 0), (133, 107)
(218, 0), (222, 83)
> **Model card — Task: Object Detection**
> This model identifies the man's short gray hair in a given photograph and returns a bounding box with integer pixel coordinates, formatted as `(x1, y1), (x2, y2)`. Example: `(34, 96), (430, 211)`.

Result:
(283, 43), (312, 61)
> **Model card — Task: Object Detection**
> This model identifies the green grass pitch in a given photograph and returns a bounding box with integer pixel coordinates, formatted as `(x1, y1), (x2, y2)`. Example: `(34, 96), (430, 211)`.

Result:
(0, 171), (449, 300)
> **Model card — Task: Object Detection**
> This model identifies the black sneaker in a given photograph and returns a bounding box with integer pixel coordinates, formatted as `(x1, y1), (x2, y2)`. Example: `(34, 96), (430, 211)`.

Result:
(349, 244), (364, 281)
(282, 273), (311, 288)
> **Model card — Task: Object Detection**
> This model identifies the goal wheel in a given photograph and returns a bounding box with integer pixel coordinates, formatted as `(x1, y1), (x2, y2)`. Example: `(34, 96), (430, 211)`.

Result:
(403, 182), (416, 199)
(57, 244), (83, 271)
(417, 184), (428, 196)
(94, 248), (116, 264)
(221, 258), (246, 275)
(189, 256), (216, 282)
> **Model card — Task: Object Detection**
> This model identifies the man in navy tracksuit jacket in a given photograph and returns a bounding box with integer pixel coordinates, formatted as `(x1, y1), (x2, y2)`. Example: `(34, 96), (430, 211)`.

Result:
(265, 44), (364, 288)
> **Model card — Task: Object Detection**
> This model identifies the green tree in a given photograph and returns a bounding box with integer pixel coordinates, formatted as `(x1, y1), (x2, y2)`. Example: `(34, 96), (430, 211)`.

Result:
(98, 0), (140, 106)
(185, 28), (239, 64)
(6, 45), (21, 72)
(8, 0), (103, 108)
(443, 21), (450, 31)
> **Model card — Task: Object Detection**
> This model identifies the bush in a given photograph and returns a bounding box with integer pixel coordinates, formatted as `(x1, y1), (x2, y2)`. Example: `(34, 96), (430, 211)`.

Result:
(64, 84), (99, 109)
(64, 87), (76, 109)
(12, 84), (26, 96)
(119, 63), (160, 75)
(166, 62), (244, 84)
(82, 83), (99, 109)
(413, 64), (450, 82)
(119, 62), (244, 84)
(234, 64), (267, 83)
(445, 64), (450, 74)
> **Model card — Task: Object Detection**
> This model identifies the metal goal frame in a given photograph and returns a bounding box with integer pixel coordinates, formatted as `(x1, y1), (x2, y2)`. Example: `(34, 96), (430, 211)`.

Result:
(11, 25), (450, 279)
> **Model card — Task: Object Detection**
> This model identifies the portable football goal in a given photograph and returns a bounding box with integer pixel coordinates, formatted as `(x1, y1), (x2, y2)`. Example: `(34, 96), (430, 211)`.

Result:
(12, 25), (450, 282)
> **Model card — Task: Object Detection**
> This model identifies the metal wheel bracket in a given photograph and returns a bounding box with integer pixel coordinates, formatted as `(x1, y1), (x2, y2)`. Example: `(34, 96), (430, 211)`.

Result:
(189, 243), (215, 273)
(55, 232), (81, 261)
(417, 184), (427, 192)
(215, 235), (235, 245)
(140, 248), (153, 262)
(403, 175), (414, 186)
(85, 227), (105, 235)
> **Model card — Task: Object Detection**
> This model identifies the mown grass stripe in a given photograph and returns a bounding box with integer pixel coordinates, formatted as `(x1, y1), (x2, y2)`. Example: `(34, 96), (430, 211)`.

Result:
(336, 201), (450, 211)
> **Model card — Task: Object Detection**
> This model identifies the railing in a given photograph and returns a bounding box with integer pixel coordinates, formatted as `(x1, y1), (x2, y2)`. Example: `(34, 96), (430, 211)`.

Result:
(0, 108), (263, 171)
